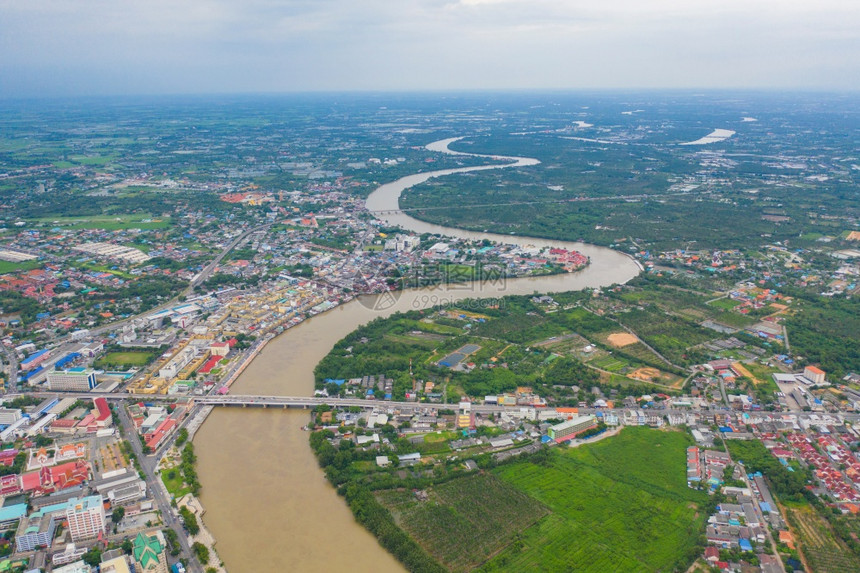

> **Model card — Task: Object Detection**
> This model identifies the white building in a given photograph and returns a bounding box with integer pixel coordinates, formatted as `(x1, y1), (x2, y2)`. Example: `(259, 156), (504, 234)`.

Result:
(158, 347), (196, 380)
(0, 417), (29, 441)
(65, 496), (106, 542)
(53, 561), (92, 573)
(803, 366), (826, 385)
(47, 369), (97, 392)
(53, 543), (87, 566)
(0, 408), (22, 426)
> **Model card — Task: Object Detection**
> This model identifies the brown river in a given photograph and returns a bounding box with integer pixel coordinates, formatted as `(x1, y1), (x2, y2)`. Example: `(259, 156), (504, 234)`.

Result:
(194, 138), (641, 572)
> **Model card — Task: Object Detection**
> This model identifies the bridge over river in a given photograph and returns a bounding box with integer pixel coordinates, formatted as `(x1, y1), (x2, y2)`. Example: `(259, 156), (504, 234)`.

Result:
(11, 392), (860, 423)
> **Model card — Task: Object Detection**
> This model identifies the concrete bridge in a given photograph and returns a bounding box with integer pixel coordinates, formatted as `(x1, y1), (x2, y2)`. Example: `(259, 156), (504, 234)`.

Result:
(190, 394), (511, 414)
(10, 392), (860, 423)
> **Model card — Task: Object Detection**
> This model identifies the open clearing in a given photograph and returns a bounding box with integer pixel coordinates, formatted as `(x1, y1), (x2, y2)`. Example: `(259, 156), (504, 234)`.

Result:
(732, 362), (760, 385)
(606, 332), (638, 347)
(629, 367), (662, 381)
(94, 350), (157, 368)
(27, 214), (171, 230)
(481, 427), (707, 572)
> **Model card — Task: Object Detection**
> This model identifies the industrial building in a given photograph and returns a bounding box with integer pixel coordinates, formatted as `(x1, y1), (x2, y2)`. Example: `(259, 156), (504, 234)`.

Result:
(803, 365), (826, 384)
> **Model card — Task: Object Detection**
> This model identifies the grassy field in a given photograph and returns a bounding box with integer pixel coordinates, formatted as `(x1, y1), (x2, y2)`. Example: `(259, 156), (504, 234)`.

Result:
(78, 262), (136, 279)
(786, 504), (860, 573)
(423, 431), (460, 444)
(707, 297), (743, 311)
(590, 354), (630, 372)
(617, 308), (715, 365)
(53, 154), (117, 168)
(378, 473), (550, 572)
(28, 214), (171, 230)
(481, 427), (707, 572)
(161, 468), (190, 499)
(741, 362), (781, 387)
(94, 351), (157, 369)
(0, 260), (42, 274)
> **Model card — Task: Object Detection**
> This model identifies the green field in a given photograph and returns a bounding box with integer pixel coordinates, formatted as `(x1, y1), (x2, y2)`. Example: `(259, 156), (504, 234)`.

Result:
(94, 351), (157, 369)
(590, 354), (630, 372)
(53, 154), (117, 168)
(28, 214), (171, 230)
(378, 473), (550, 572)
(707, 297), (743, 311)
(0, 260), (42, 274)
(161, 468), (190, 499)
(481, 427), (707, 572)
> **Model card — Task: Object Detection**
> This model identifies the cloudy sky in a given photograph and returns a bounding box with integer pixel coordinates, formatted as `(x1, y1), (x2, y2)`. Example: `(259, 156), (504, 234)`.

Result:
(1, 0), (858, 97)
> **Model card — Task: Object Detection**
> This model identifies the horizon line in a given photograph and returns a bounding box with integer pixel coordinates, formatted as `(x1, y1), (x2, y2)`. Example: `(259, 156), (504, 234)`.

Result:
(2, 86), (860, 103)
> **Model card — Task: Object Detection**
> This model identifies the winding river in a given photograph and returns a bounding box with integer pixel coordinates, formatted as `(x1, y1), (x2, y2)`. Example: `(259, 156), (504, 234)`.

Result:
(194, 138), (641, 572)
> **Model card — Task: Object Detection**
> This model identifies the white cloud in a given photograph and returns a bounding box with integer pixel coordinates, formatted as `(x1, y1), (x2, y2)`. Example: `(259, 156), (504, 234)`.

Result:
(0, 0), (858, 95)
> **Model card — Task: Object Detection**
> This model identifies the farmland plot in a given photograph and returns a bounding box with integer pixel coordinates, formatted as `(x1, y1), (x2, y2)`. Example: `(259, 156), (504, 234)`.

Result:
(378, 473), (550, 572)
(482, 428), (707, 572)
(787, 505), (860, 573)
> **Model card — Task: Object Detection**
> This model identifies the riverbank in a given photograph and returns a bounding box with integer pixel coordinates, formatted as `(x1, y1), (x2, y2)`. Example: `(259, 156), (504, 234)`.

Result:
(192, 137), (641, 572)
(155, 435), (225, 572)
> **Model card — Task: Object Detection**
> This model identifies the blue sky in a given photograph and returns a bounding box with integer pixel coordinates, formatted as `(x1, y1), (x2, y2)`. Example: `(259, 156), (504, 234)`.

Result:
(1, 0), (858, 97)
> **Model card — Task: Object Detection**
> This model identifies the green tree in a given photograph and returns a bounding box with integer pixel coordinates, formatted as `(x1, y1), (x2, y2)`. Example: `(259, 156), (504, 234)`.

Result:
(82, 547), (102, 567)
(112, 506), (125, 523)
(175, 428), (189, 447)
(192, 542), (210, 564)
(179, 507), (200, 535)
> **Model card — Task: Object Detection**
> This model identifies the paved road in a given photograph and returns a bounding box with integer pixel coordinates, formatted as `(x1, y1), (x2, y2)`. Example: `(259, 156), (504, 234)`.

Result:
(723, 434), (787, 573)
(11, 391), (856, 424)
(189, 223), (270, 291)
(0, 346), (18, 392)
(719, 378), (730, 406)
(115, 404), (202, 573)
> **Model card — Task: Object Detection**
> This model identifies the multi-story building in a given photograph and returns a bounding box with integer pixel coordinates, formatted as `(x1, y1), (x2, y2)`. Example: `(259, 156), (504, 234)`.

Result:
(0, 408), (22, 426)
(133, 530), (169, 573)
(547, 415), (597, 443)
(803, 365), (826, 385)
(65, 496), (106, 541)
(15, 512), (57, 552)
(47, 368), (97, 392)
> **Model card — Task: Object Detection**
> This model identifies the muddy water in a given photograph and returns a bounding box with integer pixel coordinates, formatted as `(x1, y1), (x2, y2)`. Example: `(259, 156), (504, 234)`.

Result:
(194, 139), (640, 572)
